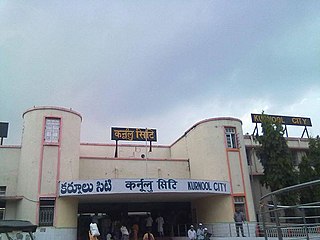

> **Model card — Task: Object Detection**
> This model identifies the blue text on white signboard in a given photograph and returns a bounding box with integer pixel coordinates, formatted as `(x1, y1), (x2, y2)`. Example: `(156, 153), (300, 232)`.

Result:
(59, 178), (230, 196)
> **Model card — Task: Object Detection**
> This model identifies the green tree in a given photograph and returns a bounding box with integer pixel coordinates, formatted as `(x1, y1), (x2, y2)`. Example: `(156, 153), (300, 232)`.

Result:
(256, 114), (298, 205)
(298, 155), (316, 204)
(308, 136), (320, 175)
(298, 136), (320, 207)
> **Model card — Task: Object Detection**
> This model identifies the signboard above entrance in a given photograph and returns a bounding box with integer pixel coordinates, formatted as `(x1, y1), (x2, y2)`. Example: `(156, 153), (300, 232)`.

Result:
(251, 114), (312, 126)
(59, 178), (231, 196)
(251, 113), (312, 138)
(111, 127), (157, 142)
(111, 127), (157, 157)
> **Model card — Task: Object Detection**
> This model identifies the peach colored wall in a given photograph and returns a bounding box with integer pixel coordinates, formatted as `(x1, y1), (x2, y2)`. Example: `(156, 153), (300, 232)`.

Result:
(16, 108), (44, 222)
(228, 151), (244, 193)
(179, 119), (234, 181)
(170, 137), (189, 159)
(16, 107), (81, 226)
(0, 147), (20, 196)
(55, 198), (78, 227)
(58, 110), (81, 182)
(80, 143), (172, 159)
(171, 118), (256, 223)
(79, 157), (190, 179)
(0, 147), (21, 219)
(4, 202), (17, 219)
(193, 195), (234, 222)
(41, 147), (59, 194)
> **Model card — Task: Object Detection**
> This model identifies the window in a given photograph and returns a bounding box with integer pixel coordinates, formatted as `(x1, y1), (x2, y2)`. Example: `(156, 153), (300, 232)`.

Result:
(39, 198), (55, 226)
(0, 208), (4, 220)
(44, 118), (60, 143)
(0, 201), (5, 220)
(245, 148), (252, 165)
(290, 150), (305, 167)
(0, 186), (6, 195)
(234, 196), (246, 219)
(225, 128), (237, 148)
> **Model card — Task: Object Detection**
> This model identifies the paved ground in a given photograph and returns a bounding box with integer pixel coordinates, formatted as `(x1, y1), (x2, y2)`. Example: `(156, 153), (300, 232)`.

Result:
(211, 238), (264, 240)
(172, 237), (267, 240)
(172, 235), (320, 240)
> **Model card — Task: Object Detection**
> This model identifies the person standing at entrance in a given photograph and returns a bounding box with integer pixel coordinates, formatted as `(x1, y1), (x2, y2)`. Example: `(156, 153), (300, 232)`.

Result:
(234, 208), (246, 237)
(145, 214), (153, 231)
(120, 224), (129, 240)
(155, 214), (164, 237)
(188, 225), (197, 240)
(196, 223), (204, 240)
(132, 220), (139, 240)
(203, 228), (212, 240)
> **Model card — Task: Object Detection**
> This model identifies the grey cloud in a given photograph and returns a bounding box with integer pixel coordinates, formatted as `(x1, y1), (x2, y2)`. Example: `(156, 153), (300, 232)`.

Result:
(1, 1), (320, 145)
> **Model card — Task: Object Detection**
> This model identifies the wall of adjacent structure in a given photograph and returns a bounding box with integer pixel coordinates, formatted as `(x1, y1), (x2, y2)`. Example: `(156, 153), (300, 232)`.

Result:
(0, 146), (21, 219)
(244, 135), (309, 219)
(244, 135), (309, 175)
(0, 147), (20, 196)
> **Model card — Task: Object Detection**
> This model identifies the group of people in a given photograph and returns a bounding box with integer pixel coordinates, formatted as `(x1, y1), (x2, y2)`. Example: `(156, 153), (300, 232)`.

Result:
(187, 208), (246, 239)
(145, 213), (165, 237)
(88, 213), (165, 240)
(88, 208), (246, 240)
(187, 223), (211, 240)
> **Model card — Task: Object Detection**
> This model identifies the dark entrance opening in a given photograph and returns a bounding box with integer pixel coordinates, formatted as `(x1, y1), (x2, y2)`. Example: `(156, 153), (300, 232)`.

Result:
(77, 202), (192, 240)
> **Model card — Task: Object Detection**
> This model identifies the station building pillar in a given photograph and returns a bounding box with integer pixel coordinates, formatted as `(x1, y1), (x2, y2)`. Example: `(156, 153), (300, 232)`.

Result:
(17, 106), (82, 239)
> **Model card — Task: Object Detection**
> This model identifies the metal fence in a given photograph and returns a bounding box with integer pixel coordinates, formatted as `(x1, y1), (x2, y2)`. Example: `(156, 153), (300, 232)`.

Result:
(260, 179), (320, 240)
(166, 222), (258, 238)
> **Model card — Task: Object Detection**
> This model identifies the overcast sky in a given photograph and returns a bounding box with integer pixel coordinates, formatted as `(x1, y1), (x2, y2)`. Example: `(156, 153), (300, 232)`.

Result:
(1, 1), (320, 145)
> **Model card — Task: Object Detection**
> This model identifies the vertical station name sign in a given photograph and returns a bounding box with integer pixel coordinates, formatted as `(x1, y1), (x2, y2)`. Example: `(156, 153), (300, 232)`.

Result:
(59, 178), (231, 196)
(111, 127), (157, 157)
(251, 113), (312, 138)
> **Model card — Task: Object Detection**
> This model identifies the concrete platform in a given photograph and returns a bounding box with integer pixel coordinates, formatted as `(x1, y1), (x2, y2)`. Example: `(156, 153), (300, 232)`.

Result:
(212, 238), (265, 240)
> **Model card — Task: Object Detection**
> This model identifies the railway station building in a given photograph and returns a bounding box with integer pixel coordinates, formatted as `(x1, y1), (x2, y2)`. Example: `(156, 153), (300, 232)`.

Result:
(0, 106), (310, 239)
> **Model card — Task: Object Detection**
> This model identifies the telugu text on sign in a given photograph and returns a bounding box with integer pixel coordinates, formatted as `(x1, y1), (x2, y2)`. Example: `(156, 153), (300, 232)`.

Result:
(59, 178), (230, 196)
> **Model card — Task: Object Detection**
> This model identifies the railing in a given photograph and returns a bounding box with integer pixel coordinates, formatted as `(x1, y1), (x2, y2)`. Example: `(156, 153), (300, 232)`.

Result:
(166, 222), (320, 238)
(165, 222), (258, 237)
(260, 179), (320, 240)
